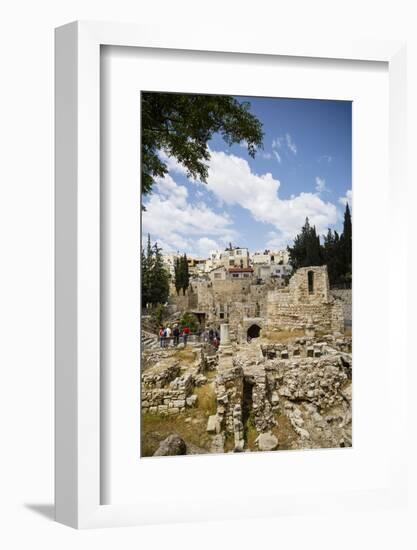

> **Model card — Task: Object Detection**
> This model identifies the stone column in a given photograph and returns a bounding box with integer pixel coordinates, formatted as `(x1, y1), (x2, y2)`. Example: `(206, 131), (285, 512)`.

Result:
(220, 323), (231, 345)
(219, 323), (232, 357)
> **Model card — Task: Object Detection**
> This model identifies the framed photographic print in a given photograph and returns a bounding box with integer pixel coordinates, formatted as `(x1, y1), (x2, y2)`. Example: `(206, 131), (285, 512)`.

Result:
(55, 21), (408, 528)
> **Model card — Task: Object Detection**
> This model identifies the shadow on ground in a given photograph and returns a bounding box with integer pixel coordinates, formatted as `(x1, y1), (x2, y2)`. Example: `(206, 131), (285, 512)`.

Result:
(24, 503), (55, 521)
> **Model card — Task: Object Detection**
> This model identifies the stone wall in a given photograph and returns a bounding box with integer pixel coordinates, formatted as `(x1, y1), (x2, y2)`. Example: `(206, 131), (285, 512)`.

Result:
(141, 372), (195, 415)
(209, 336), (352, 450)
(167, 266), (347, 343)
(330, 289), (352, 323)
(265, 355), (351, 411)
(266, 266), (344, 335)
(287, 266), (331, 304)
(215, 359), (244, 435)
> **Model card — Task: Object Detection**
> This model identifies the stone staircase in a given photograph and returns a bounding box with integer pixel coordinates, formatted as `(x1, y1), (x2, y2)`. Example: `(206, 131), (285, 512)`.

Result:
(142, 330), (159, 350)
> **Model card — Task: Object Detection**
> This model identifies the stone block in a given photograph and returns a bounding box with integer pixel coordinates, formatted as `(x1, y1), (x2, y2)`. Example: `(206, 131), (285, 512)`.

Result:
(186, 395), (198, 407)
(257, 432), (278, 451)
(207, 414), (221, 434)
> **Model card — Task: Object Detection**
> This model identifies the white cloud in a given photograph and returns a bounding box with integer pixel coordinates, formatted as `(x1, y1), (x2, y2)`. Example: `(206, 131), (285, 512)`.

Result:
(155, 148), (339, 252)
(271, 134), (297, 160)
(265, 231), (291, 250)
(315, 176), (329, 194)
(318, 154), (332, 163)
(286, 133), (297, 155)
(142, 174), (237, 256)
(338, 189), (352, 207)
(271, 137), (282, 163)
(272, 137), (283, 149)
(273, 150), (282, 164)
(195, 237), (220, 257)
(158, 149), (188, 176)
(205, 150), (338, 247)
(262, 152), (272, 160)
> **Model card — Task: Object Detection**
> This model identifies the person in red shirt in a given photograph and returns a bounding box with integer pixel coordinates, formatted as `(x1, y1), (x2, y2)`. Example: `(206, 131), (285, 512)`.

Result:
(182, 325), (190, 347)
(159, 326), (165, 348)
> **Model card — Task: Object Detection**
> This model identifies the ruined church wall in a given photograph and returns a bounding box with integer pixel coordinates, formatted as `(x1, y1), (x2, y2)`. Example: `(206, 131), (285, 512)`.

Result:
(288, 266), (330, 304)
(265, 266), (344, 334)
(330, 289), (352, 323)
(266, 302), (342, 333)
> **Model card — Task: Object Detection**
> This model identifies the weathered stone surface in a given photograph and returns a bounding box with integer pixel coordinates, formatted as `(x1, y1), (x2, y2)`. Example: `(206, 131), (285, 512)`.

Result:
(207, 415), (221, 434)
(210, 434), (225, 454)
(153, 434), (186, 456)
(186, 394), (198, 407)
(142, 266), (352, 455)
(257, 432), (278, 451)
(194, 373), (208, 386)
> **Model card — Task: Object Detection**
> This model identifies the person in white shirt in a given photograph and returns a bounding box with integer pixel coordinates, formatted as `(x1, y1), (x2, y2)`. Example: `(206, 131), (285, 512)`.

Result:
(165, 326), (172, 346)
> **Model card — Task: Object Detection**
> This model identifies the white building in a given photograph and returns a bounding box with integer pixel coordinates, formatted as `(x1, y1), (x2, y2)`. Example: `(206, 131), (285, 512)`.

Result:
(251, 249), (290, 265)
(228, 267), (254, 280)
(254, 263), (292, 283)
(206, 246), (250, 270)
(208, 265), (228, 282)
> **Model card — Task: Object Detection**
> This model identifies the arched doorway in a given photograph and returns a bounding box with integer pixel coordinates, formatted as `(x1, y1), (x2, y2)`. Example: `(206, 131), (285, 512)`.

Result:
(247, 324), (261, 339)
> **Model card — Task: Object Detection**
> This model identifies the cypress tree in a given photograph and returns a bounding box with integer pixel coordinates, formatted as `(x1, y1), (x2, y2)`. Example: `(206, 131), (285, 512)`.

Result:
(142, 234), (170, 307)
(181, 254), (190, 296)
(141, 233), (154, 307)
(174, 256), (182, 296)
(340, 203), (352, 282)
(288, 217), (324, 270)
(149, 242), (170, 305)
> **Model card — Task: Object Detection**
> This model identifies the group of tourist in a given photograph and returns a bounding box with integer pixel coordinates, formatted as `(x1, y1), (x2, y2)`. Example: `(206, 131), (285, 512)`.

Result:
(158, 324), (222, 350)
(159, 324), (190, 347)
(201, 327), (221, 349)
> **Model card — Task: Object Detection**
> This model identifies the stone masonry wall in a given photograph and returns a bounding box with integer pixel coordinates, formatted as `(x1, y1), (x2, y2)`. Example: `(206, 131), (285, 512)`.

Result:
(330, 289), (352, 323)
(266, 266), (344, 334)
(141, 372), (195, 415)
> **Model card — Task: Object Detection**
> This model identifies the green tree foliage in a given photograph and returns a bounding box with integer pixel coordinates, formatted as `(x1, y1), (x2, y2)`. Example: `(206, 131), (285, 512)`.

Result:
(141, 234), (170, 307)
(173, 256), (182, 296)
(141, 92), (264, 197)
(181, 254), (190, 296)
(142, 234), (154, 306)
(179, 312), (199, 333)
(173, 253), (190, 296)
(340, 203), (352, 283)
(154, 303), (166, 327)
(287, 218), (324, 270)
(288, 204), (352, 286)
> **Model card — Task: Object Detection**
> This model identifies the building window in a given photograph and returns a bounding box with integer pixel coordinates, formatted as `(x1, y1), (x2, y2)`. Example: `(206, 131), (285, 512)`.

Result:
(229, 260), (235, 266)
(214, 273), (221, 279)
(308, 270), (314, 294)
(243, 273), (249, 278)
(232, 273), (239, 278)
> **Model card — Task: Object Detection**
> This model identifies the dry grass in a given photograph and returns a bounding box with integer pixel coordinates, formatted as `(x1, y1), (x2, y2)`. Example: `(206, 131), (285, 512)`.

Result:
(223, 433), (235, 453)
(261, 330), (305, 344)
(245, 415), (259, 451)
(193, 383), (217, 415)
(271, 412), (298, 450)
(204, 370), (217, 380)
(141, 409), (212, 457)
(141, 382), (217, 457)
(175, 347), (197, 364)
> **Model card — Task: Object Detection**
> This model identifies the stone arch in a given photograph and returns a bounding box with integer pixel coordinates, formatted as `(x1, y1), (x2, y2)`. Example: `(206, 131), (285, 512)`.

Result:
(247, 324), (261, 339)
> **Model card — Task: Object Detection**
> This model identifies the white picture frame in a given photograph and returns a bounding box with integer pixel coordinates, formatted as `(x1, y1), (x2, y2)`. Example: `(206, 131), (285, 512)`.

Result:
(55, 20), (407, 529)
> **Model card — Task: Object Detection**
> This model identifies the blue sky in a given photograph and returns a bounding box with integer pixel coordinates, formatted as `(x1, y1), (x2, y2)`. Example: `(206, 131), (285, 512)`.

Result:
(142, 96), (352, 258)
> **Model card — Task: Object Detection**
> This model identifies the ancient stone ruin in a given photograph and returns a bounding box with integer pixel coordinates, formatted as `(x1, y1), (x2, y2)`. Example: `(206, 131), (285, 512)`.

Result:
(141, 265), (352, 456)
